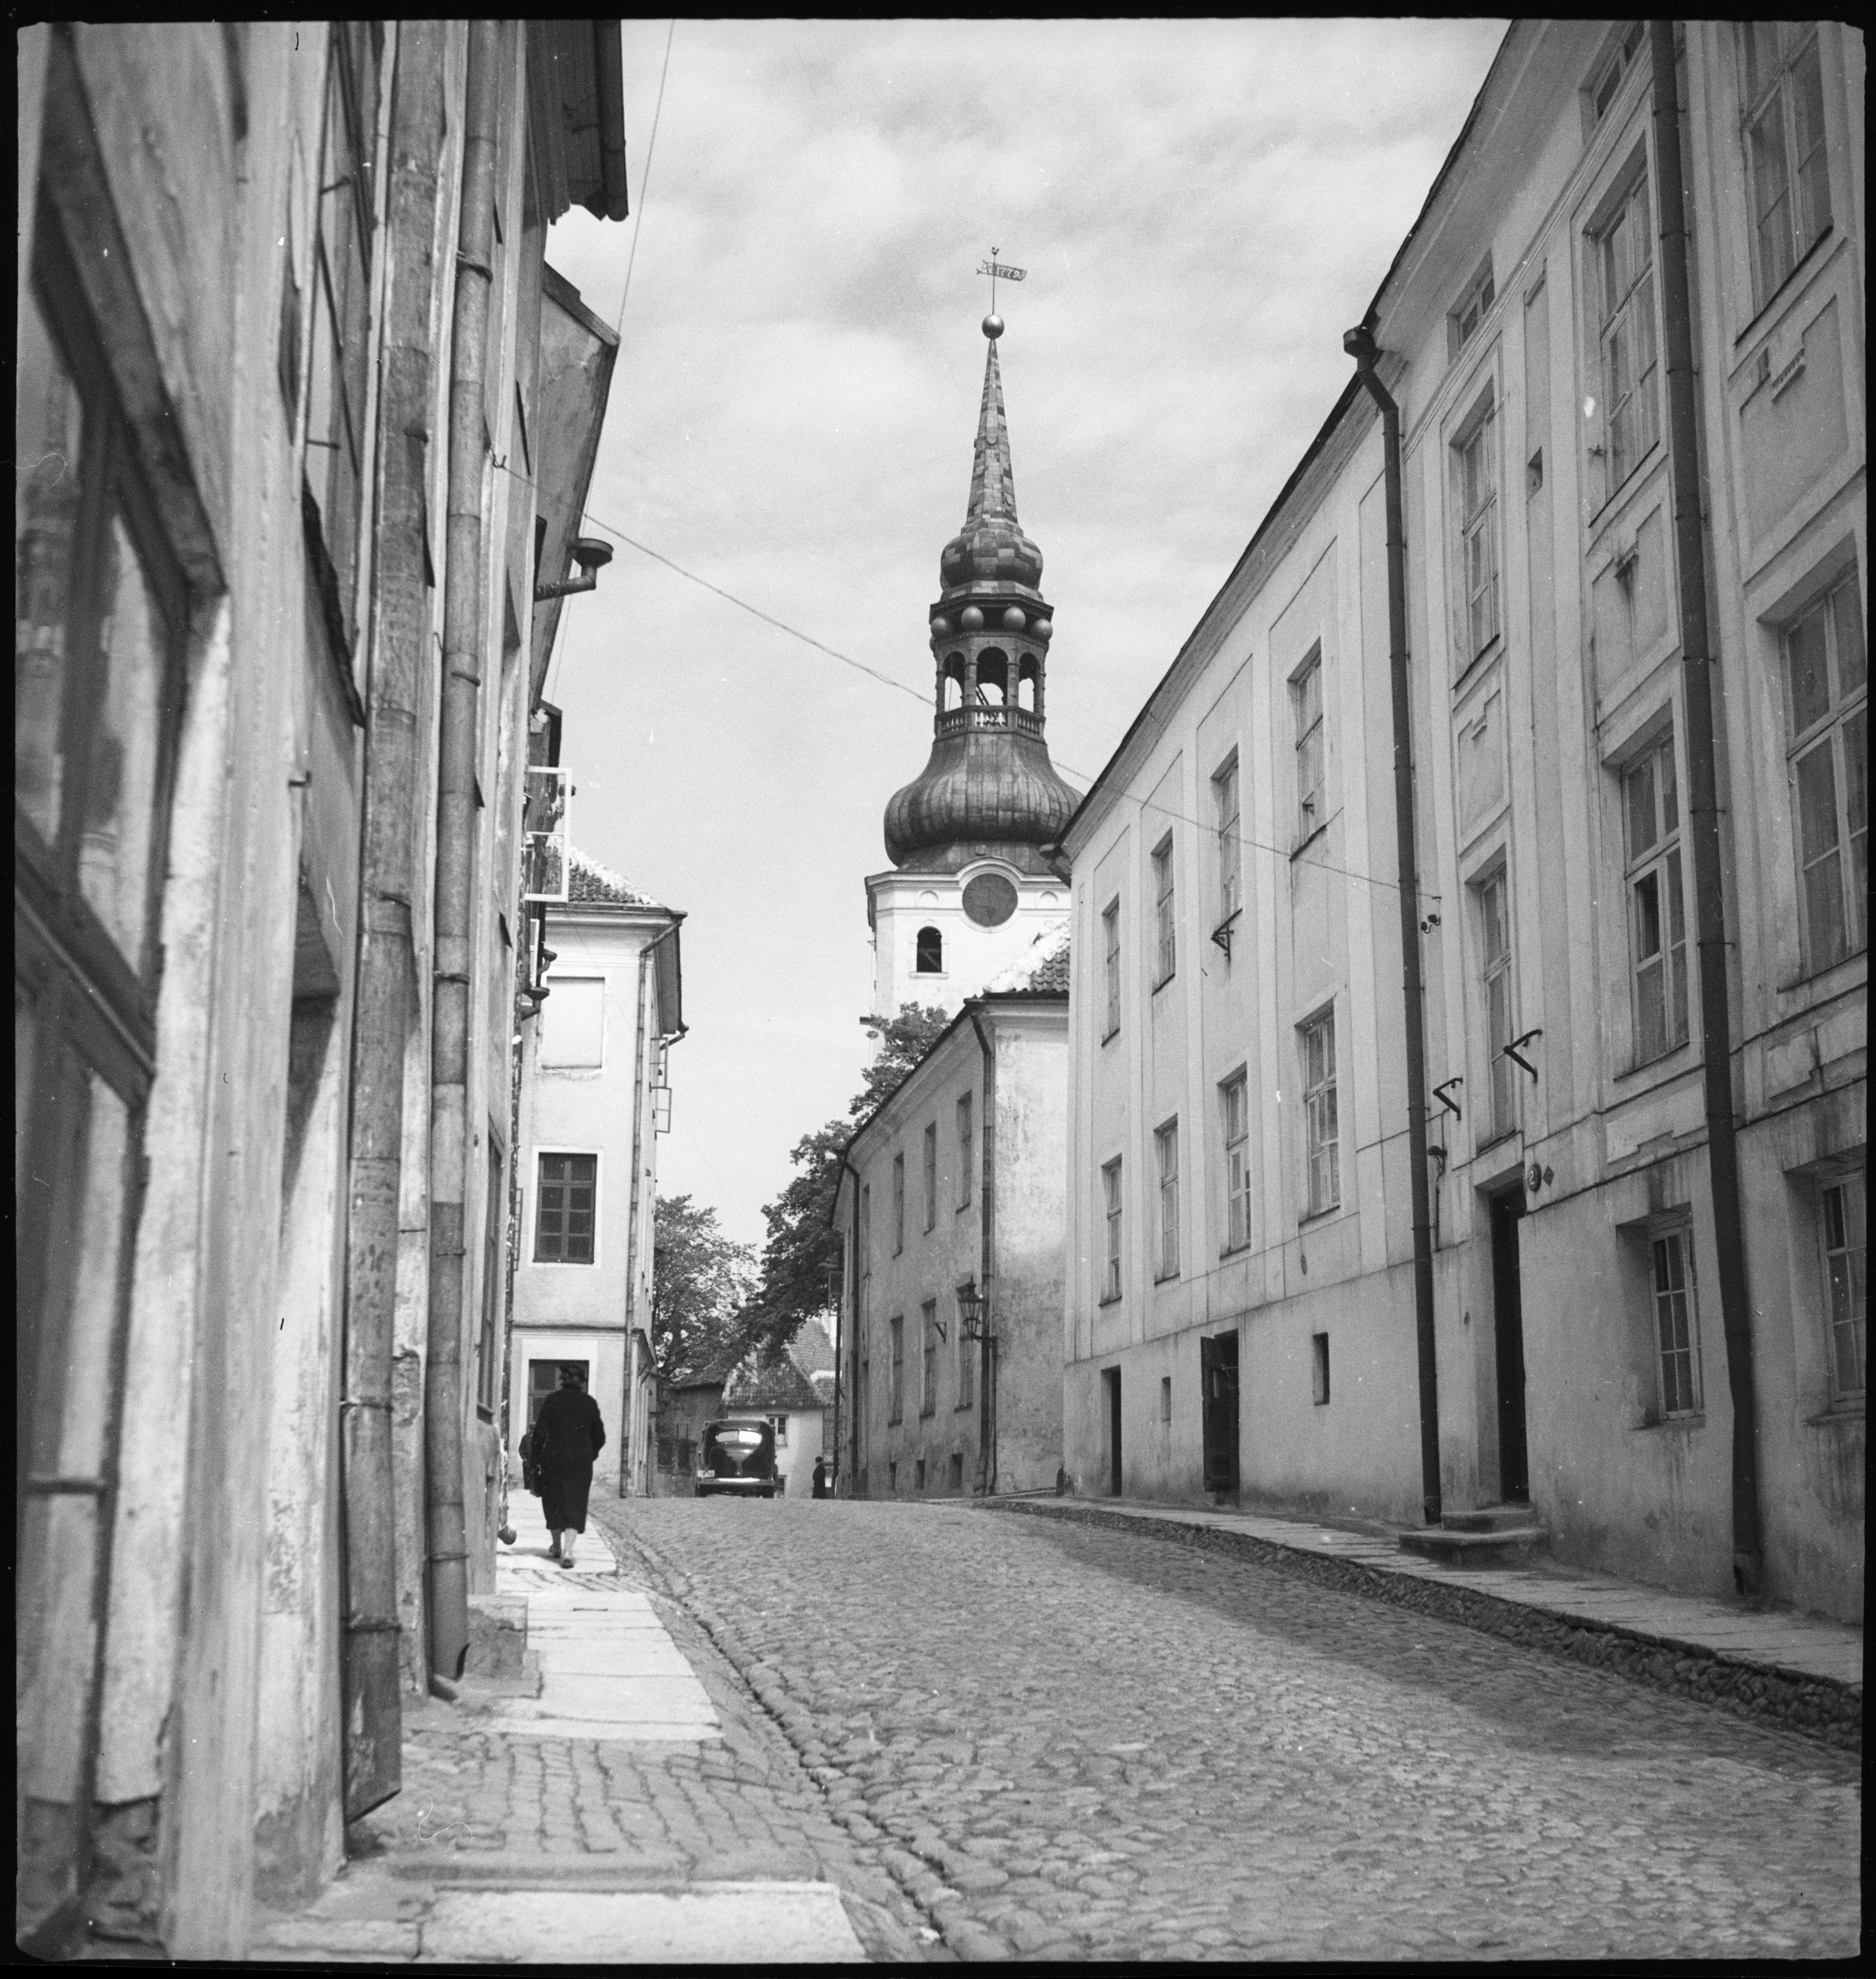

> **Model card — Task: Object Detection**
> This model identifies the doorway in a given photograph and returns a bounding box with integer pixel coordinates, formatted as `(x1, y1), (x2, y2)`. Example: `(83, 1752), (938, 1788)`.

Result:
(1200, 1331), (1240, 1494)
(1487, 1189), (1530, 1503)
(1102, 1367), (1122, 1496)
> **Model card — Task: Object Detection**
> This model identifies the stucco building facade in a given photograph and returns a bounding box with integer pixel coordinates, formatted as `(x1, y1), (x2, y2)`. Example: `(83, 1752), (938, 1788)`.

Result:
(510, 850), (684, 1500)
(15, 21), (629, 1956)
(1061, 21), (1863, 1623)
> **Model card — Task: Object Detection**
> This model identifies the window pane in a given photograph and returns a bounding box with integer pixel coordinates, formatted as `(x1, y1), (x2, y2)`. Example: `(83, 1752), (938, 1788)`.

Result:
(1832, 582), (1866, 695)
(1792, 38), (1832, 244)
(1626, 755), (1657, 857)
(1786, 605), (1831, 732)
(15, 287), (87, 848)
(1845, 709), (1867, 946)
(1795, 741), (1846, 966)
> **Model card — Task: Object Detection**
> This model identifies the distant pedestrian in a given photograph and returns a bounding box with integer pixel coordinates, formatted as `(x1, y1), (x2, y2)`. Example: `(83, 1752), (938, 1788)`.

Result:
(532, 1365), (606, 1567)
(812, 1456), (831, 1499)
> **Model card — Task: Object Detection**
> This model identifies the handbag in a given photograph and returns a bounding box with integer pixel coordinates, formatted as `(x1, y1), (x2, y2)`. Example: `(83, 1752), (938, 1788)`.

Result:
(520, 1429), (542, 1497)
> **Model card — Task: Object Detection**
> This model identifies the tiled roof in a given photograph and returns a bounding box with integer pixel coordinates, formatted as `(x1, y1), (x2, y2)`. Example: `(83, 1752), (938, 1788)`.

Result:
(567, 846), (663, 910)
(979, 919), (1070, 996)
(1022, 932), (1070, 994)
(723, 1350), (824, 1414)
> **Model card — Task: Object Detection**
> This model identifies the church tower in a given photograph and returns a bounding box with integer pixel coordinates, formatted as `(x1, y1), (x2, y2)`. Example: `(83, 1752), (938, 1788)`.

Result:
(868, 314), (1078, 1016)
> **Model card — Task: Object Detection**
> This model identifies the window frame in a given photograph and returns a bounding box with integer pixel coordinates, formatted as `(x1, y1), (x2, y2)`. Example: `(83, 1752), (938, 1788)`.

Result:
(1475, 865), (1517, 1144)
(1154, 1118), (1180, 1282)
(955, 1282), (976, 1411)
(1780, 571), (1868, 975)
(922, 1120), (938, 1232)
(1101, 898), (1121, 1038)
(1220, 1070), (1252, 1254)
(1818, 1171), (1866, 1405)
(1452, 389), (1501, 664)
(1299, 1007), (1340, 1220)
(1101, 1156), (1123, 1303)
(891, 1152), (905, 1255)
(920, 1298), (939, 1417)
(532, 1149), (600, 1265)
(1621, 729), (1691, 1067)
(1648, 1223), (1703, 1421)
(888, 1314), (904, 1425)
(1292, 647), (1325, 840)
(1590, 162), (1662, 502)
(1150, 833), (1176, 988)
(956, 1091), (974, 1210)
(914, 924), (943, 975)
(1450, 255), (1496, 358)
(1739, 23), (1834, 311)
(1212, 752), (1242, 929)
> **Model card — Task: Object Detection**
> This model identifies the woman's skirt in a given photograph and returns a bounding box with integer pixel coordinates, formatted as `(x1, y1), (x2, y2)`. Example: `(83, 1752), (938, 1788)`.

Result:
(540, 1458), (594, 1533)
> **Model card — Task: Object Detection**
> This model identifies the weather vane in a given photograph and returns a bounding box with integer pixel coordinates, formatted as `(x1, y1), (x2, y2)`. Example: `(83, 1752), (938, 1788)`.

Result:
(977, 245), (1026, 335)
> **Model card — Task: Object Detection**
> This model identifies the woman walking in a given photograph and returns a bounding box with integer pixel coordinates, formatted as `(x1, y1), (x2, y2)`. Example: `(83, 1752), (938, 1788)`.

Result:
(531, 1364), (606, 1567)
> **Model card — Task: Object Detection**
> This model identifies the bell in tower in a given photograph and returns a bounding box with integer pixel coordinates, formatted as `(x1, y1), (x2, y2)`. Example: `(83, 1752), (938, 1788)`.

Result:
(868, 313), (1077, 1016)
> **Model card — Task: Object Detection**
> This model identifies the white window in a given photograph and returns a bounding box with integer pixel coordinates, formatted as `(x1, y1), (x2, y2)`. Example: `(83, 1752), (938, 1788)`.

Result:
(1594, 171), (1660, 494)
(1740, 24), (1833, 308)
(1300, 1009), (1339, 1218)
(1221, 1071), (1252, 1254)
(1155, 1120), (1180, 1280)
(539, 976), (605, 1068)
(922, 1121), (937, 1232)
(858, 1184), (871, 1281)
(1820, 1174), (1866, 1402)
(1477, 869), (1516, 1142)
(1151, 835), (1175, 986)
(1102, 1158), (1123, 1301)
(920, 1300), (938, 1416)
(1293, 649), (1324, 836)
(956, 1091), (974, 1210)
(534, 1153), (597, 1264)
(891, 1153), (905, 1254)
(1783, 573), (1867, 972)
(1589, 21), (1644, 124)
(1623, 733), (1689, 1063)
(1102, 900), (1121, 1038)
(767, 1413), (789, 1448)
(1649, 1226), (1701, 1418)
(1213, 755), (1241, 926)
(1451, 258), (1495, 355)
(1455, 398), (1500, 660)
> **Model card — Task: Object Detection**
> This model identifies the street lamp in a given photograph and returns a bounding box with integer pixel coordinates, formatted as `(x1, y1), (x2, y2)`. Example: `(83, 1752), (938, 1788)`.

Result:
(958, 1280), (989, 1342)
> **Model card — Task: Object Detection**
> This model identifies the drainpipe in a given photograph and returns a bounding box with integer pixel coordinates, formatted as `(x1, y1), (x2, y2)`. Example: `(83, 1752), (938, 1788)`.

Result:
(968, 1007), (997, 1497)
(1344, 325), (1442, 1527)
(1650, 20), (1761, 1597)
(339, 18), (443, 1810)
(837, 1149), (862, 1497)
(424, 19), (500, 1683)
(621, 919), (681, 1495)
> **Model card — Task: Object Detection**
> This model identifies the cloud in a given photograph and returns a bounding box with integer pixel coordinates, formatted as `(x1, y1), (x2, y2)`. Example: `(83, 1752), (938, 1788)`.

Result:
(542, 18), (1507, 1243)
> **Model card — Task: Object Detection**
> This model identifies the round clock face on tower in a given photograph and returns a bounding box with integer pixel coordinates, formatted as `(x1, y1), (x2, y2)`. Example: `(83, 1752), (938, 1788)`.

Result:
(961, 873), (1018, 927)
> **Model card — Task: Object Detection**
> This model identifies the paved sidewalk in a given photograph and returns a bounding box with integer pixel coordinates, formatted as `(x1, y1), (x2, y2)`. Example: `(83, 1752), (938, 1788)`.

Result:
(993, 1496), (1861, 1745)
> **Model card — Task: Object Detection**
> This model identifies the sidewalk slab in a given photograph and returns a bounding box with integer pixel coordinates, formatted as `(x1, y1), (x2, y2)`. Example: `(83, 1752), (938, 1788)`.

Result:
(994, 1496), (1860, 1750)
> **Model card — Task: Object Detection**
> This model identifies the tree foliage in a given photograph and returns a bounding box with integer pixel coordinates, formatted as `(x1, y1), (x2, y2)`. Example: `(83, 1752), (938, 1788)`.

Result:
(747, 1004), (952, 1356)
(651, 1193), (758, 1376)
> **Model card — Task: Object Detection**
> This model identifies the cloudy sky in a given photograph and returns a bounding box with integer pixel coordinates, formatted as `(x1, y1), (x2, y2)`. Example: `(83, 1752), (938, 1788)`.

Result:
(542, 18), (1508, 1249)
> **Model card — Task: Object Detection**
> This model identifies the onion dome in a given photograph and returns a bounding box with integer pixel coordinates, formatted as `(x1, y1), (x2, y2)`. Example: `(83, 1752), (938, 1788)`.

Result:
(883, 728), (1079, 873)
(937, 329), (1044, 596)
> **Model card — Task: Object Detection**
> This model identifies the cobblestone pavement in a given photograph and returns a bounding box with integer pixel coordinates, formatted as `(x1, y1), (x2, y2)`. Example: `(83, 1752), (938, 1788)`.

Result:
(257, 1575), (938, 1962)
(597, 1497), (1862, 1964)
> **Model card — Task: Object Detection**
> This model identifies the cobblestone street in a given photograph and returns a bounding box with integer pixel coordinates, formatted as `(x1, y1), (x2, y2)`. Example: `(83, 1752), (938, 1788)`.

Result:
(598, 1497), (1861, 1963)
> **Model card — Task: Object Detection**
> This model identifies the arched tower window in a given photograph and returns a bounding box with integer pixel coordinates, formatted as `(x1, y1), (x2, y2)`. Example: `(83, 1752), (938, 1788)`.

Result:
(915, 926), (943, 973)
(1017, 653), (1039, 711)
(942, 654), (966, 711)
(974, 649), (1010, 706)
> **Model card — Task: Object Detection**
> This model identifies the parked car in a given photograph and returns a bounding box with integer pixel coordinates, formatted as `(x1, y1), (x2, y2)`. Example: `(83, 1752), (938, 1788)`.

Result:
(695, 1419), (778, 1499)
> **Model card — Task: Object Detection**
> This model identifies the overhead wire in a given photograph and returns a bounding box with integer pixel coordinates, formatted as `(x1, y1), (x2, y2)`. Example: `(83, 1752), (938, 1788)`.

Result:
(614, 20), (676, 339)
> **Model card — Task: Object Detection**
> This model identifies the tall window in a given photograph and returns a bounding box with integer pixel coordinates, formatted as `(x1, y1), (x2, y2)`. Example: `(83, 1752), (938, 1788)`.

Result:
(1301, 1009), (1339, 1217)
(859, 1184), (871, 1280)
(535, 1153), (597, 1263)
(1741, 24), (1833, 307)
(922, 1121), (937, 1231)
(955, 1287), (975, 1409)
(1151, 835), (1176, 985)
(888, 1316), (904, 1424)
(892, 1153), (905, 1254)
(920, 1300), (939, 1416)
(1293, 649), (1325, 836)
(915, 924), (942, 974)
(1213, 755), (1241, 925)
(1595, 170), (1660, 492)
(1221, 1072), (1252, 1253)
(956, 1092), (974, 1209)
(1452, 258), (1495, 354)
(1102, 1158), (1123, 1300)
(478, 1145), (505, 1411)
(1820, 1174), (1866, 1402)
(1650, 1227), (1701, 1419)
(1623, 733), (1689, 1062)
(1155, 1120), (1180, 1279)
(1783, 573), (1867, 971)
(1456, 399), (1500, 659)
(1478, 870), (1516, 1142)
(1102, 900), (1121, 1037)
(304, 24), (384, 650)
(1590, 22), (1644, 124)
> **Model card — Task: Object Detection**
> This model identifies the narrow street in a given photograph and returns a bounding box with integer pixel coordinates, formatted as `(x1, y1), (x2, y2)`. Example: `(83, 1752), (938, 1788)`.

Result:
(599, 1499), (1859, 1963)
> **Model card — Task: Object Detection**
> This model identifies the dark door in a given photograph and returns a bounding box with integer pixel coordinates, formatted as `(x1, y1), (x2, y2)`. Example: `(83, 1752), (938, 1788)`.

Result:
(1489, 1190), (1530, 1502)
(1200, 1332), (1240, 1493)
(1102, 1367), (1122, 1496)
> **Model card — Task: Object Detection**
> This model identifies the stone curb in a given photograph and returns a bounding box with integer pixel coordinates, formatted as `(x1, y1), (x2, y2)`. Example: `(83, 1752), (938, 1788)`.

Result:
(992, 1499), (1860, 1753)
(598, 1514), (960, 1963)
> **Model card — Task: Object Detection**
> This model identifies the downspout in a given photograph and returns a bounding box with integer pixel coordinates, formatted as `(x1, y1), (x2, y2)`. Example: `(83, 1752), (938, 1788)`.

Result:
(621, 918), (681, 1496)
(1344, 325), (1442, 1527)
(837, 1149), (862, 1496)
(340, 18), (442, 1810)
(968, 1007), (997, 1497)
(424, 19), (500, 1683)
(1650, 20), (1761, 1596)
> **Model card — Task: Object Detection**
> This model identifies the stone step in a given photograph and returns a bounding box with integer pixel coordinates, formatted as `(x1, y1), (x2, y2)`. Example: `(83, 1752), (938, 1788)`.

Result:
(1439, 1503), (1544, 1534)
(1399, 1523), (1551, 1568)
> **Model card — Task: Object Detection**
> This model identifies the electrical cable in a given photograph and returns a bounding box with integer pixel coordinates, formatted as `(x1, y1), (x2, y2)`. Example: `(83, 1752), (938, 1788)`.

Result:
(614, 19), (676, 338)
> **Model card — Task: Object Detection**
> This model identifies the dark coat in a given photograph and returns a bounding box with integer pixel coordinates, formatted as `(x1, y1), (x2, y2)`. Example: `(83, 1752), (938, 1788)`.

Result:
(532, 1387), (606, 1532)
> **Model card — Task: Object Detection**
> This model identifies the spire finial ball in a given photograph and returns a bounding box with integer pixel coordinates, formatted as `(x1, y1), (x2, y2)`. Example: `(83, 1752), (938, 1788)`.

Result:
(982, 313), (1004, 339)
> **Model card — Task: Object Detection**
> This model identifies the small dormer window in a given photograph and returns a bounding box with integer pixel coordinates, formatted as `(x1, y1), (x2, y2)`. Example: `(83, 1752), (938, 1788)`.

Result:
(916, 925), (943, 973)
(1451, 258), (1495, 358)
